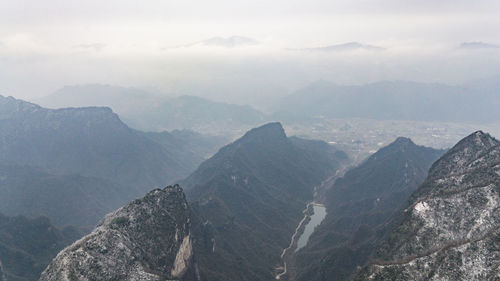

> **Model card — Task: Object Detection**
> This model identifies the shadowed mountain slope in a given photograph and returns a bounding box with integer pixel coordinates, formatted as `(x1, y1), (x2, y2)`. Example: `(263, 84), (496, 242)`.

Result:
(292, 137), (444, 281)
(354, 131), (500, 280)
(0, 213), (81, 281)
(182, 122), (348, 281)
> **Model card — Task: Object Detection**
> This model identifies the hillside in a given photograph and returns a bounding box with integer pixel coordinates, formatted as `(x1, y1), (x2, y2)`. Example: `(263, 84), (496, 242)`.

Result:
(354, 131), (500, 280)
(0, 213), (80, 281)
(291, 137), (444, 281)
(0, 164), (126, 227)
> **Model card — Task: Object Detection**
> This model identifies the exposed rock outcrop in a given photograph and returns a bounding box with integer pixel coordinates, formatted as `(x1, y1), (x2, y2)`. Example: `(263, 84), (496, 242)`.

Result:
(39, 185), (193, 281)
(355, 131), (500, 280)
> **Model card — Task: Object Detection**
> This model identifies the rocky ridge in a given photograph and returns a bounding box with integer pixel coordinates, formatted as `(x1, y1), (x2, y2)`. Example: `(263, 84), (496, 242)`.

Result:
(355, 131), (500, 280)
(39, 185), (193, 281)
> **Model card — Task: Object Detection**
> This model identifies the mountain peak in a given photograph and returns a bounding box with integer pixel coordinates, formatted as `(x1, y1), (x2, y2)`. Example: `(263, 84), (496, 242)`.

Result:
(372, 137), (418, 157)
(40, 184), (192, 281)
(445, 130), (498, 157)
(392, 136), (415, 146)
(239, 122), (286, 142)
(294, 42), (384, 52)
(464, 130), (497, 146)
(459, 41), (500, 50)
(428, 130), (499, 179)
(0, 95), (42, 116)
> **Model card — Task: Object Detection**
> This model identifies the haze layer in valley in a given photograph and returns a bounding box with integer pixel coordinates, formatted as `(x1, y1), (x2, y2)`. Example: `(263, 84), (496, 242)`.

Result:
(1, 0), (500, 109)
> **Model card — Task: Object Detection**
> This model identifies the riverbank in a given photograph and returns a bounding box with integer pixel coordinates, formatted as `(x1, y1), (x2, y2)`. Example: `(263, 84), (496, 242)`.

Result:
(275, 202), (325, 280)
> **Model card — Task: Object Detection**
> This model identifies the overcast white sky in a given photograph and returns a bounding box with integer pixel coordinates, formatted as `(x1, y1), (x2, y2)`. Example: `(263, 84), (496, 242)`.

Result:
(1, 0), (499, 104)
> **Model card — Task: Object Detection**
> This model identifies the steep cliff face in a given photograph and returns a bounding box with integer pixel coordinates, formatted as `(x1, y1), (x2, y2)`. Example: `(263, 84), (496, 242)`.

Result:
(39, 185), (194, 281)
(355, 131), (500, 281)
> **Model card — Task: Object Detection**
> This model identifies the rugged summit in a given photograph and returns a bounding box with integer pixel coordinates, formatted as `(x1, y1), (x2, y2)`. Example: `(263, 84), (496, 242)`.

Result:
(39, 185), (194, 281)
(355, 131), (500, 280)
(292, 137), (443, 281)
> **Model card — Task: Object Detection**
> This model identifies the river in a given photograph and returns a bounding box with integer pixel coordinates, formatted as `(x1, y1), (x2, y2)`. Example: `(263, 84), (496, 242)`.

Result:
(295, 204), (326, 251)
(275, 202), (327, 280)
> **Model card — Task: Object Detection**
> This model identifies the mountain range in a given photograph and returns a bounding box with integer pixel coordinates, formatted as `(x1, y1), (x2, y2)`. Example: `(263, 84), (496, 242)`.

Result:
(35, 125), (500, 281)
(39, 122), (349, 281)
(288, 42), (384, 52)
(459, 42), (500, 50)
(181, 36), (260, 48)
(37, 85), (265, 133)
(274, 80), (500, 123)
(0, 95), (227, 228)
(2, 90), (500, 281)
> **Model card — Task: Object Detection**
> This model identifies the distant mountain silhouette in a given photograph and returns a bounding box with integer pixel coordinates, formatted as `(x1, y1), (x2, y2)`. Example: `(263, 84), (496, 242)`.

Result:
(459, 41), (500, 50)
(189, 36), (259, 48)
(274, 80), (500, 122)
(38, 85), (265, 132)
(288, 42), (384, 52)
(0, 95), (186, 190)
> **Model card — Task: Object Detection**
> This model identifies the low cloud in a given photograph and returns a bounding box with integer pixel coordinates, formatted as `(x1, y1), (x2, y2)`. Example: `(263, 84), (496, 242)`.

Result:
(72, 43), (106, 52)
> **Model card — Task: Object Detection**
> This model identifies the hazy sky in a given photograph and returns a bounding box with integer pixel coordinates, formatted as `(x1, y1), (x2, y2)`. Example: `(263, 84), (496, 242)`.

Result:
(1, 0), (499, 105)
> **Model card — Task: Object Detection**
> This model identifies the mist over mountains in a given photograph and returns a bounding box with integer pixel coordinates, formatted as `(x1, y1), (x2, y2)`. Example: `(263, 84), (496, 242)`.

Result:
(288, 42), (384, 52)
(459, 42), (500, 50)
(31, 119), (500, 281)
(1, 92), (500, 281)
(2, 1), (500, 280)
(179, 36), (260, 48)
(37, 78), (500, 132)
(274, 79), (500, 123)
(37, 85), (265, 134)
(0, 95), (227, 229)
